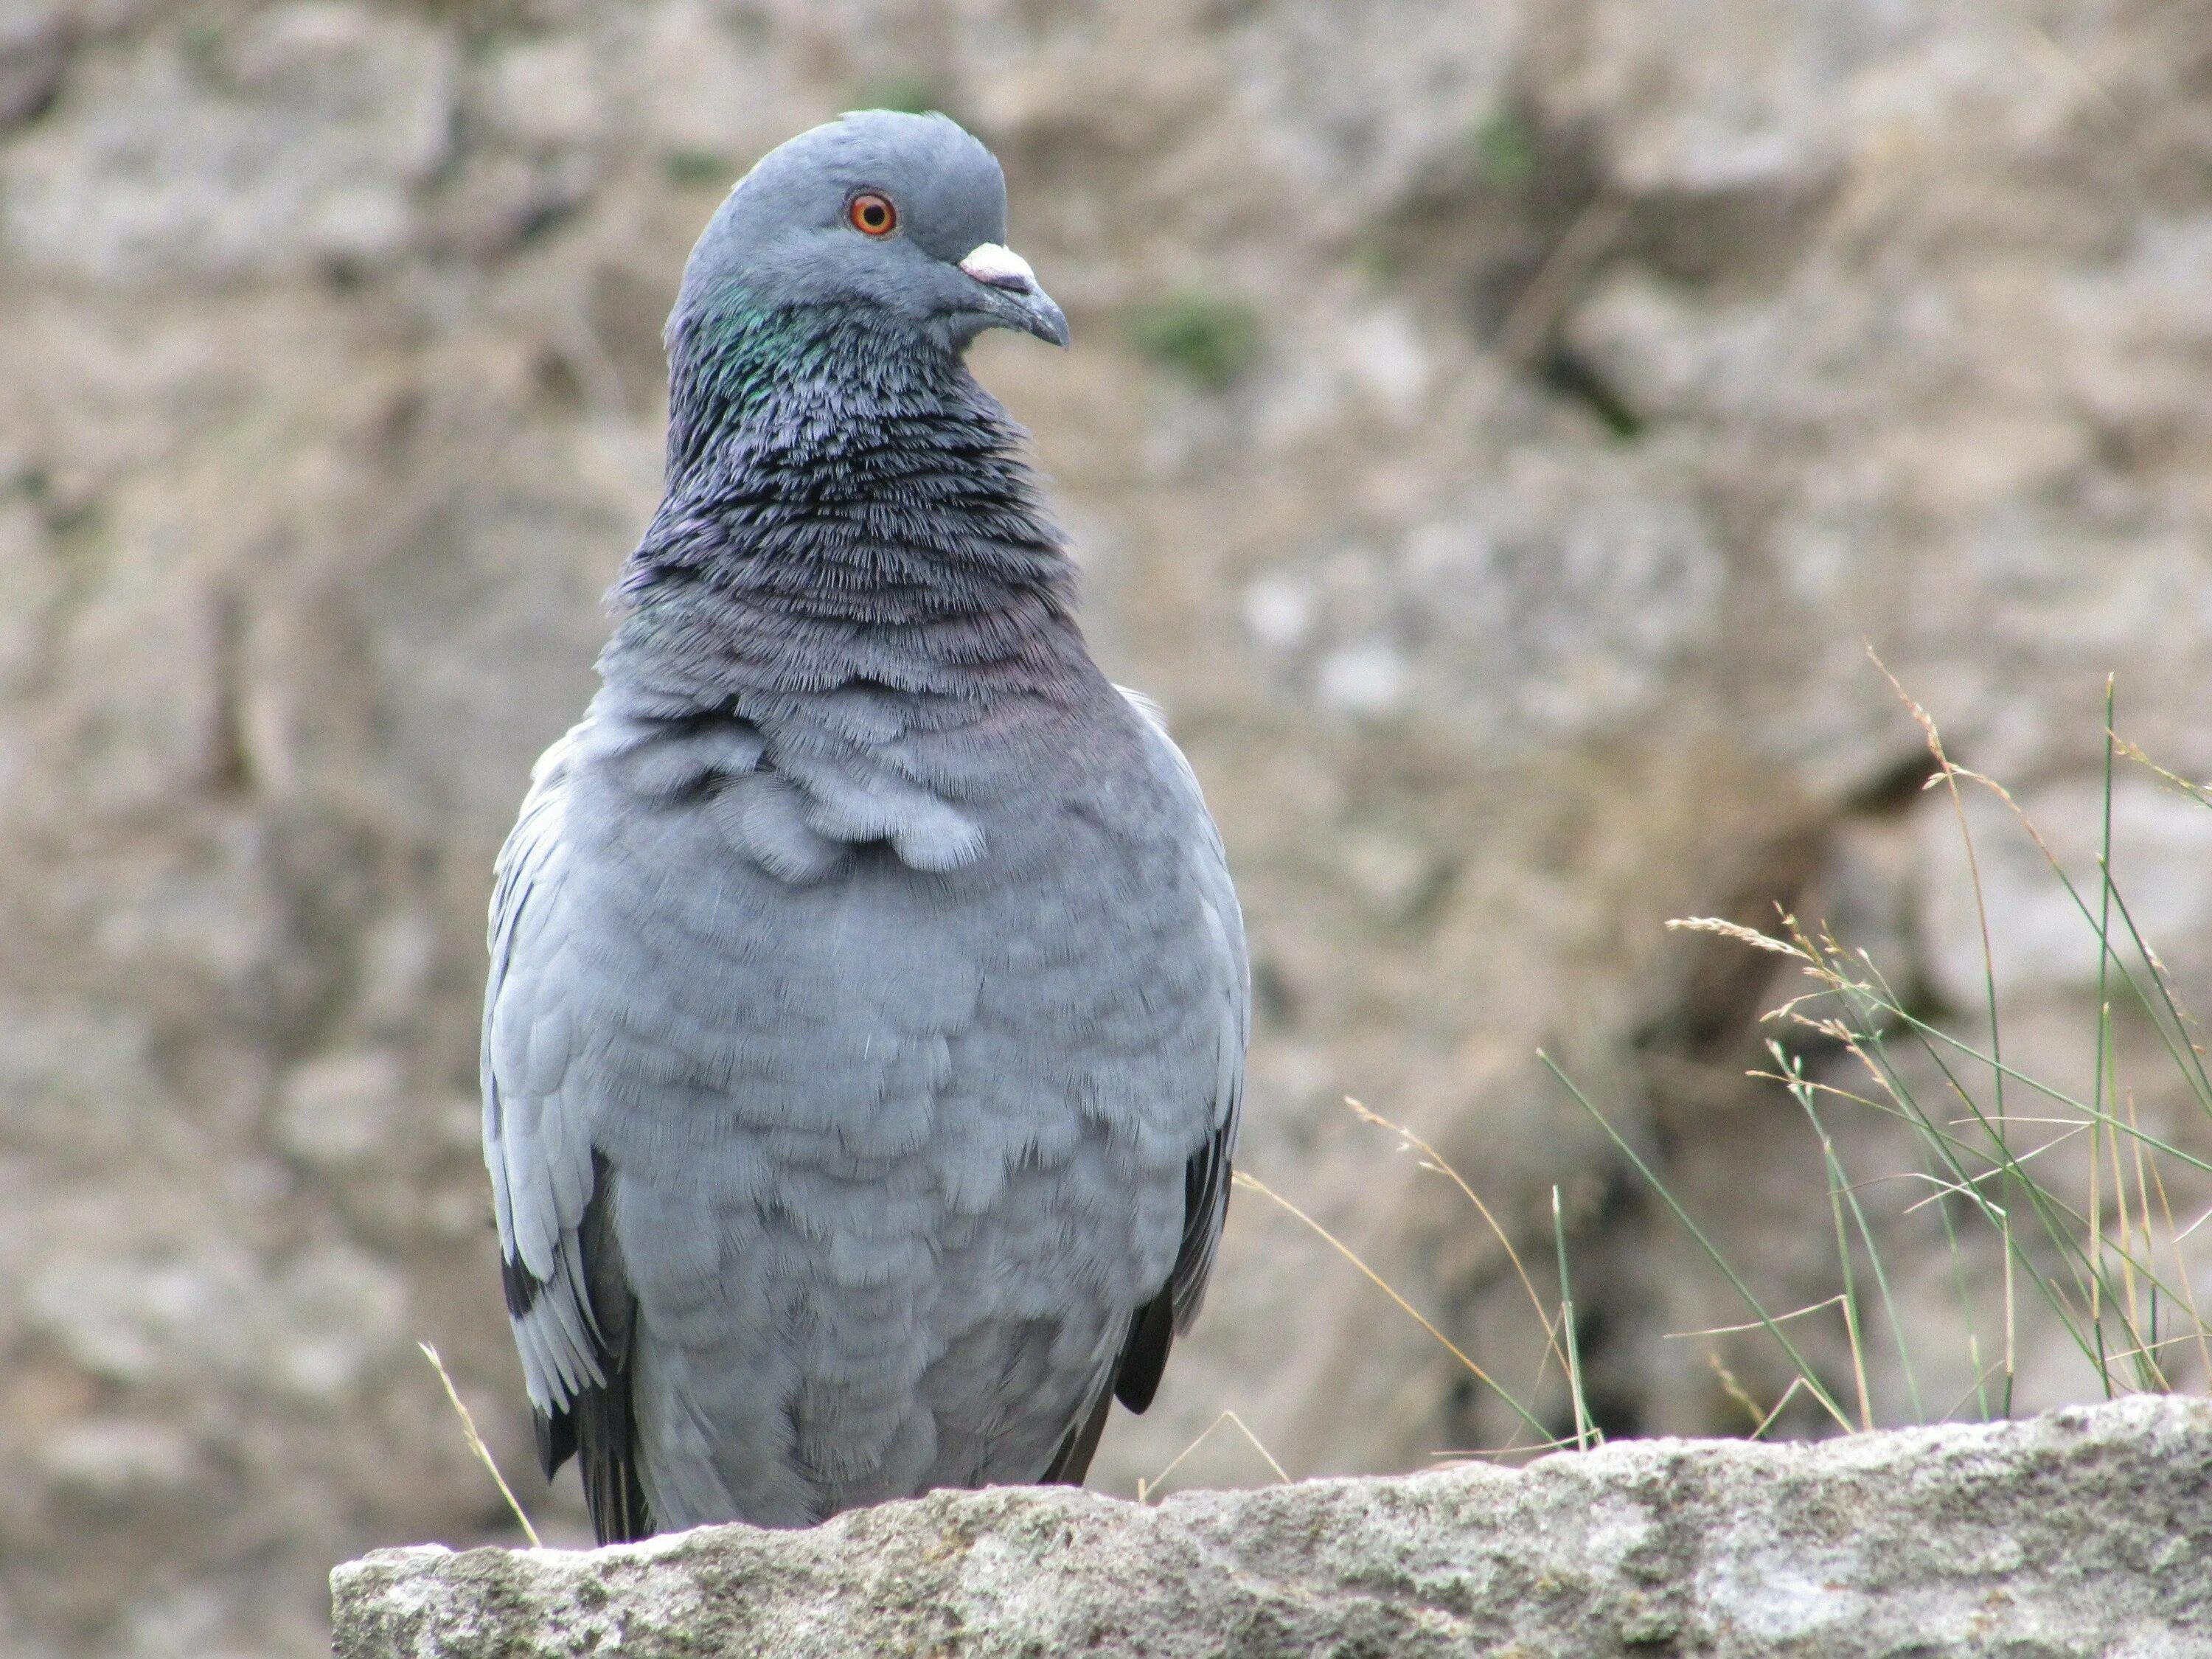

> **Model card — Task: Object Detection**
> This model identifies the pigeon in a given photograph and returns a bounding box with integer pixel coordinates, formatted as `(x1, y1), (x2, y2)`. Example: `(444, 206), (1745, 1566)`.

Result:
(481, 110), (1247, 1543)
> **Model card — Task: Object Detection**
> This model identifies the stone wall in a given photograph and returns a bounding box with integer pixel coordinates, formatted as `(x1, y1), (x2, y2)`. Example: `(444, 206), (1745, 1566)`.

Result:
(6, 2), (2212, 1654)
(332, 1397), (2212, 1658)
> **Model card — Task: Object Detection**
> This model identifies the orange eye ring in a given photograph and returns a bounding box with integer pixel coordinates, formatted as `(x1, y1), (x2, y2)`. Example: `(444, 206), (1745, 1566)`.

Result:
(848, 192), (898, 237)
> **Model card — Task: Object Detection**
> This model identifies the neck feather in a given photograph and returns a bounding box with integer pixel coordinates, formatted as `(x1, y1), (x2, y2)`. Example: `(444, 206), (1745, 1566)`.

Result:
(602, 299), (1085, 712)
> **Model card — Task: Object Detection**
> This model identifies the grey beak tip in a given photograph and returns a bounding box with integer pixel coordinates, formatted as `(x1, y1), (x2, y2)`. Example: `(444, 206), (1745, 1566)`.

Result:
(1012, 285), (1068, 349)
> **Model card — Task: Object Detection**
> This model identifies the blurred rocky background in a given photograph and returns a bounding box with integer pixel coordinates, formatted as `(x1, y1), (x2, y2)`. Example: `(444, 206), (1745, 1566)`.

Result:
(6, 1), (2212, 1653)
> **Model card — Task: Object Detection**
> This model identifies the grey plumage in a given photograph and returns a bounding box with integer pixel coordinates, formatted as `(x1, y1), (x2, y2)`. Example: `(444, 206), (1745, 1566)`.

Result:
(481, 111), (1246, 1542)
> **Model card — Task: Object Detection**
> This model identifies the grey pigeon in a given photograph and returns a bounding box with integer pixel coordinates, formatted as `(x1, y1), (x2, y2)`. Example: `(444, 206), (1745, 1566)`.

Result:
(481, 111), (1247, 1543)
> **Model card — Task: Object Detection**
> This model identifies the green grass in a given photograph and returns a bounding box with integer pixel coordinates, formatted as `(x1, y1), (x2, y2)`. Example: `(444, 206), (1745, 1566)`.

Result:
(662, 150), (737, 188)
(1471, 112), (1539, 188)
(1246, 673), (2212, 1455)
(1124, 293), (1263, 391)
(852, 77), (948, 119)
(1572, 675), (2212, 1432)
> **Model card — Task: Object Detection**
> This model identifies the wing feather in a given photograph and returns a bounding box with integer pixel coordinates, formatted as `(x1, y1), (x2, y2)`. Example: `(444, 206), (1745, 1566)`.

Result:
(1099, 692), (1249, 1425)
(483, 725), (651, 1543)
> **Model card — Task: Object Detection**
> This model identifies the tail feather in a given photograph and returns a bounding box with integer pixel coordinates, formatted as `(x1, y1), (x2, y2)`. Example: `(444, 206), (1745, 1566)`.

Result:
(1040, 1379), (1116, 1486)
(575, 1368), (653, 1545)
(527, 1155), (654, 1544)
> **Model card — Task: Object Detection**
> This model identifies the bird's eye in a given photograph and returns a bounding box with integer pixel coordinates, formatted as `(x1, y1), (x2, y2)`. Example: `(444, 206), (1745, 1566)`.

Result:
(848, 192), (898, 237)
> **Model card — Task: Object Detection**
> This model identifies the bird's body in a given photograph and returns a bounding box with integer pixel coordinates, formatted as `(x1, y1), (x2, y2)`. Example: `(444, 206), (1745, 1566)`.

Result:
(482, 112), (1244, 1540)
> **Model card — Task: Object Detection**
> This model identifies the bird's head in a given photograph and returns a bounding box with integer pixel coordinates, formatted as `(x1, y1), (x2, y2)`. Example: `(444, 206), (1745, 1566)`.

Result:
(669, 111), (1068, 365)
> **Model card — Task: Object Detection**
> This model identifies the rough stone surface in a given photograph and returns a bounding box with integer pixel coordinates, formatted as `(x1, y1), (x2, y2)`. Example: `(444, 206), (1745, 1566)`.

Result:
(333, 1397), (2212, 1658)
(10, 2), (2212, 1655)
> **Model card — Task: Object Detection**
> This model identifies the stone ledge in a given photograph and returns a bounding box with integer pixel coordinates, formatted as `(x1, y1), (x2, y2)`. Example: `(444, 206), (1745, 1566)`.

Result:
(333, 1394), (2212, 1658)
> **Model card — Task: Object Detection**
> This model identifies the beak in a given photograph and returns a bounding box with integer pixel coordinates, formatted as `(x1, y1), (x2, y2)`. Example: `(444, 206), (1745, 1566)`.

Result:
(957, 243), (1070, 348)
